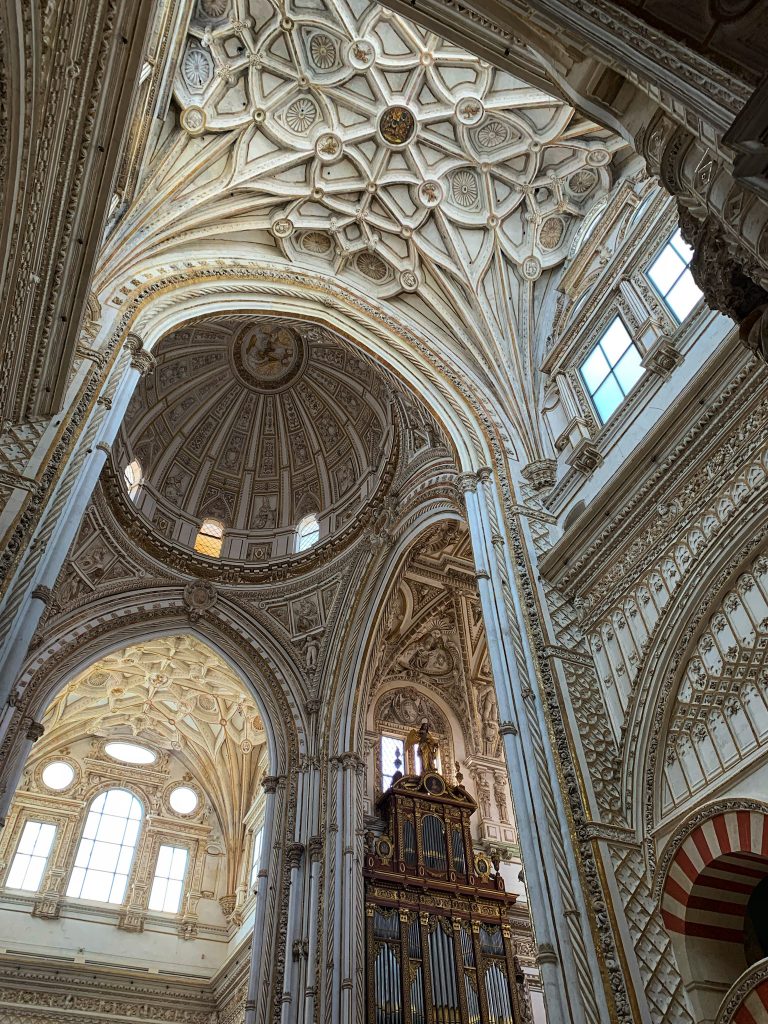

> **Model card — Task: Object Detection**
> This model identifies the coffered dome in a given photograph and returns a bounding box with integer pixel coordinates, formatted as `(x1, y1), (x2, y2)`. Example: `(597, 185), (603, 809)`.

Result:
(113, 316), (396, 562)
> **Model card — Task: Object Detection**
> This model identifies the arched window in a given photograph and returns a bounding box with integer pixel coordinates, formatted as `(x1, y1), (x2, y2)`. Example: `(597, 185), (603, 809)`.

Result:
(123, 458), (142, 501)
(67, 789), (143, 904)
(295, 513), (319, 553)
(194, 518), (224, 558)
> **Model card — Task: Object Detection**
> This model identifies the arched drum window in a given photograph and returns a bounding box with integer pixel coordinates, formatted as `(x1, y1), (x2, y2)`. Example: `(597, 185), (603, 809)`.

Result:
(194, 518), (224, 558)
(123, 459), (142, 501)
(295, 513), (319, 552)
(67, 788), (143, 904)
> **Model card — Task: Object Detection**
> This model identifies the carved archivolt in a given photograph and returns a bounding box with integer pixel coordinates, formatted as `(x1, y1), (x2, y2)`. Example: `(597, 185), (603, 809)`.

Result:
(659, 555), (768, 817)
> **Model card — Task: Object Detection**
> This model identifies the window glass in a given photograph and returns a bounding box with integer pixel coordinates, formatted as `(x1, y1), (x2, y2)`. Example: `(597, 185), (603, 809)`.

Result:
(67, 789), (143, 904)
(148, 844), (188, 913)
(295, 514), (320, 553)
(42, 761), (74, 791)
(6, 821), (56, 891)
(169, 786), (198, 815)
(105, 741), (156, 765)
(123, 459), (142, 501)
(647, 228), (702, 322)
(580, 317), (644, 423)
(381, 734), (403, 790)
(250, 827), (264, 888)
(194, 518), (224, 558)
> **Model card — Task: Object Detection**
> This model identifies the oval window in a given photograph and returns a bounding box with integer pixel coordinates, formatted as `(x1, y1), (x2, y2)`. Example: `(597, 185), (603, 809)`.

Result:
(42, 761), (74, 791)
(104, 741), (156, 765)
(169, 786), (198, 815)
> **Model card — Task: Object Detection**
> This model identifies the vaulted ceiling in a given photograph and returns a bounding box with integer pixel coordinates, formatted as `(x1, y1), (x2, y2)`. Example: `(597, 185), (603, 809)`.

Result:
(98, 0), (633, 463)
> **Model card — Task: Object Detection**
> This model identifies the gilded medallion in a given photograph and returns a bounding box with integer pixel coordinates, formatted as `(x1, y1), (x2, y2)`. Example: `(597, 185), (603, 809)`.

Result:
(379, 106), (415, 146)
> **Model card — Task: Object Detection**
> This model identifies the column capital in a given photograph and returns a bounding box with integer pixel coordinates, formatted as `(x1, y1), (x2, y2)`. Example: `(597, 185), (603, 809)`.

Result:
(261, 774), (282, 793)
(285, 842), (304, 869)
(456, 471), (479, 494)
(24, 719), (45, 742)
(125, 333), (156, 376)
(477, 466), (493, 483)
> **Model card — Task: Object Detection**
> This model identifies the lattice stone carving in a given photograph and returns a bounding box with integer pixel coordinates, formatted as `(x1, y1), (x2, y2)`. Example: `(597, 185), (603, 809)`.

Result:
(611, 845), (694, 1024)
(662, 553), (768, 813)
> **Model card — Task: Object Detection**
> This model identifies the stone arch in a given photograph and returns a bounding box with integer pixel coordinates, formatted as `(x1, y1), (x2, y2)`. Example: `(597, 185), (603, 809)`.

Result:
(655, 800), (768, 1023)
(1, 595), (304, 789)
(103, 262), (507, 469)
(621, 482), (767, 845)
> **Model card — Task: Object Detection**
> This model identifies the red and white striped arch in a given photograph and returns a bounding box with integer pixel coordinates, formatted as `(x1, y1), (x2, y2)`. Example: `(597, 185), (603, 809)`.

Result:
(728, 979), (768, 1024)
(661, 809), (768, 942)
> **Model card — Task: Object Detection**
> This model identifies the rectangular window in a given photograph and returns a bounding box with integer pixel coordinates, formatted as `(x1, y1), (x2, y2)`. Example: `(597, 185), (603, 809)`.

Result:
(381, 734), (404, 790)
(647, 228), (702, 322)
(6, 821), (56, 892)
(148, 844), (188, 913)
(580, 316), (644, 423)
(250, 828), (264, 889)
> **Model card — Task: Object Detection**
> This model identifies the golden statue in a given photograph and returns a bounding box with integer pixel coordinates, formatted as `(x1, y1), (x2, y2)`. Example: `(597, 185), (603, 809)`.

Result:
(405, 719), (439, 774)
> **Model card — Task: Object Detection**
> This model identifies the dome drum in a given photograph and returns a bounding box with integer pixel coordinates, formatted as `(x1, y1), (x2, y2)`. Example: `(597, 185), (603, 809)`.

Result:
(111, 316), (399, 568)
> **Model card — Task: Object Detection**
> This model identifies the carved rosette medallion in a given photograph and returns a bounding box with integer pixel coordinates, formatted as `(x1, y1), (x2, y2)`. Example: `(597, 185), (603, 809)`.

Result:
(379, 106), (416, 147)
(231, 320), (307, 393)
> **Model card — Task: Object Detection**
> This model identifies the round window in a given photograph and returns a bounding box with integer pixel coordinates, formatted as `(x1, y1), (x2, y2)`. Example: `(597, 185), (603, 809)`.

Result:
(104, 741), (156, 765)
(169, 785), (198, 815)
(42, 761), (74, 791)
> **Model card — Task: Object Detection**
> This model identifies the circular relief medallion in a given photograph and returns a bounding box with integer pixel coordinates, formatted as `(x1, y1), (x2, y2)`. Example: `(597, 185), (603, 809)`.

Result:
(456, 97), (484, 125)
(180, 106), (206, 136)
(379, 106), (416, 147)
(586, 148), (611, 166)
(348, 39), (374, 69)
(423, 773), (446, 796)
(232, 321), (306, 392)
(474, 853), (492, 876)
(376, 837), (394, 860)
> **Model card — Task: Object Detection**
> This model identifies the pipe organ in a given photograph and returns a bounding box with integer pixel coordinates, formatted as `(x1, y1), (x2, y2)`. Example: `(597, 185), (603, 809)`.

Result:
(365, 763), (529, 1024)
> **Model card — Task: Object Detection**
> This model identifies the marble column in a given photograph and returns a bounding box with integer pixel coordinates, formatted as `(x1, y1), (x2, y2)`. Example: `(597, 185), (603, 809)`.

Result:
(460, 469), (610, 1024)
(246, 775), (282, 1024)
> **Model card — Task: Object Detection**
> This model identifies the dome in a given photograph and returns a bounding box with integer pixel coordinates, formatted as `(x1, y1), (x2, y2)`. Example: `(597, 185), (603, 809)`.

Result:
(113, 316), (396, 563)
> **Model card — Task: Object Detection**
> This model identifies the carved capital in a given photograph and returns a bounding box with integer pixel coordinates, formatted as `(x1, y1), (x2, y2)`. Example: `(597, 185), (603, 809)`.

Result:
(456, 471), (478, 494)
(308, 835), (323, 859)
(520, 458), (557, 491)
(125, 333), (156, 376)
(261, 774), (281, 794)
(677, 202), (768, 352)
(286, 842), (304, 869)
(640, 335), (684, 380)
(25, 719), (45, 742)
(31, 585), (52, 604)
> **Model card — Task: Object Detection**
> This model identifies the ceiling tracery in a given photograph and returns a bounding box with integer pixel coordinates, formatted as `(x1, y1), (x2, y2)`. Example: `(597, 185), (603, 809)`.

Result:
(98, 0), (632, 462)
(33, 636), (267, 891)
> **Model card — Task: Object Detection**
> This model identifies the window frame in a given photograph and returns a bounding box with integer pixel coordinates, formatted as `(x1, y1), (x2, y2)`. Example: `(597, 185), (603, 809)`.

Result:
(66, 787), (144, 906)
(147, 842), (189, 914)
(579, 314), (645, 425)
(250, 826), (264, 890)
(645, 228), (702, 324)
(123, 458), (143, 501)
(194, 517), (225, 558)
(5, 818), (58, 893)
(295, 513), (320, 553)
